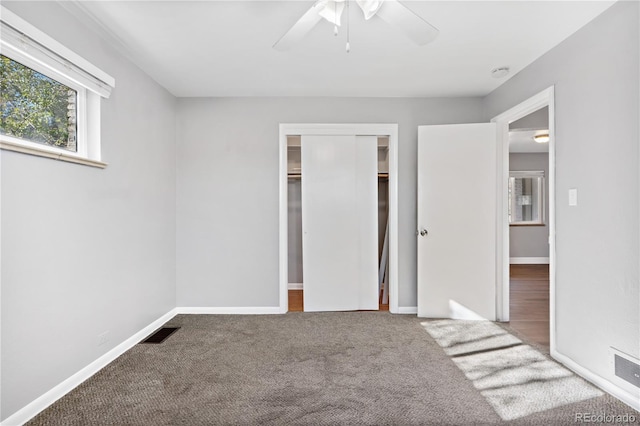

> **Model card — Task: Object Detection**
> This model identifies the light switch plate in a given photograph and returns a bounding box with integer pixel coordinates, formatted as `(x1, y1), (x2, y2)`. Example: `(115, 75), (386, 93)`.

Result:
(569, 188), (578, 206)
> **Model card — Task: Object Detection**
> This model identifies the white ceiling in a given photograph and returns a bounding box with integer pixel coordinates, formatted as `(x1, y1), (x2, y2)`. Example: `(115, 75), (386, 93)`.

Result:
(69, 1), (615, 98)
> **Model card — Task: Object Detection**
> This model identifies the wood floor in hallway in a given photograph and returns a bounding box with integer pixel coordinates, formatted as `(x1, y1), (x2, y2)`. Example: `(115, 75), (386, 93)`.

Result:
(509, 264), (550, 351)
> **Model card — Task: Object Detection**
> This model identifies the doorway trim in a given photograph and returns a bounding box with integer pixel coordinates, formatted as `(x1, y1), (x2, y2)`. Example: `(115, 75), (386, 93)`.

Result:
(491, 86), (556, 352)
(279, 123), (399, 313)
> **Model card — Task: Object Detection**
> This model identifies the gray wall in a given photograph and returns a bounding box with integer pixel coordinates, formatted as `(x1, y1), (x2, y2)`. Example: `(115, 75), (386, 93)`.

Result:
(509, 106), (549, 131)
(483, 0), (639, 389)
(1, 2), (177, 421)
(176, 97), (484, 308)
(509, 153), (550, 259)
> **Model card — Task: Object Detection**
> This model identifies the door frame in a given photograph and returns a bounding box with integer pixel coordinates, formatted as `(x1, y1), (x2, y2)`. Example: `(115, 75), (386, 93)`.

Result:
(491, 86), (556, 352)
(279, 123), (399, 313)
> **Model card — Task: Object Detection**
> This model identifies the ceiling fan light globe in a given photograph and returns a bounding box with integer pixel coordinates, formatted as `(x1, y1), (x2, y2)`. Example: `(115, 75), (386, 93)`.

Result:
(356, 0), (385, 20)
(317, 0), (345, 26)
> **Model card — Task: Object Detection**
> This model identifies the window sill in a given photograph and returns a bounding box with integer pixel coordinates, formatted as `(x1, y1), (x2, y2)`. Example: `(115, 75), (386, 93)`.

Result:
(0, 140), (107, 169)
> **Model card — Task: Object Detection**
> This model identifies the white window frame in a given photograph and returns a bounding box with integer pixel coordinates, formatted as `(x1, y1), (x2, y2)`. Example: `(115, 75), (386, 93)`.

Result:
(0, 6), (115, 168)
(508, 170), (545, 225)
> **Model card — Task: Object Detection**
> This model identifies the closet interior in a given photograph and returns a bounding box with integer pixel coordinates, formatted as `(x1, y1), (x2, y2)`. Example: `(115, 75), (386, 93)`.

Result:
(287, 135), (390, 312)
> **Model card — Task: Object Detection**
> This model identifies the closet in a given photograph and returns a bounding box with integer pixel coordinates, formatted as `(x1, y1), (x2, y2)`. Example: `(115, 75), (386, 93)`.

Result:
(287, 135), (390, 312)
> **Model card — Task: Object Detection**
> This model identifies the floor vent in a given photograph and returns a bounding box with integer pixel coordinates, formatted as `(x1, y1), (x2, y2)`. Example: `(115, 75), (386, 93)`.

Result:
(141, 327), (180, 344)
(615, 354), (640, 388)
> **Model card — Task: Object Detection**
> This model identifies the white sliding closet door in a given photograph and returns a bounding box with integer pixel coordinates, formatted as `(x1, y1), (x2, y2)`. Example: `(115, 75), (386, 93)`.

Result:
(301, 135), (378, 312)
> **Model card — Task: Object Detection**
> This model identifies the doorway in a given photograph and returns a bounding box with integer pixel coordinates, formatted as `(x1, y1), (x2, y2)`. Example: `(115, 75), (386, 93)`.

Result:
(492, 87), (556, 352)
(506, 106), (551, 350)
(278, 124), (399, 313)
(286, 135), (391, 312)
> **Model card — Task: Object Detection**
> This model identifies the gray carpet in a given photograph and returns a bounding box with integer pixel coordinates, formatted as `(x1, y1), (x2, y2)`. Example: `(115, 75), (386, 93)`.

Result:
(423, 320), (603, 421)
(28, 313), (637, 425)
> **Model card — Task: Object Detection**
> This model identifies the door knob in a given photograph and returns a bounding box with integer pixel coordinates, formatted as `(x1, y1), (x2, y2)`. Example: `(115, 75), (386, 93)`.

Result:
(420, 229), (428, 237)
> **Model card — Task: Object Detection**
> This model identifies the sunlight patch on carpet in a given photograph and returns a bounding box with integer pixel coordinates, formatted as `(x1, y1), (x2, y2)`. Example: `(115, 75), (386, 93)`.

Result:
(422, 319), (603, 421)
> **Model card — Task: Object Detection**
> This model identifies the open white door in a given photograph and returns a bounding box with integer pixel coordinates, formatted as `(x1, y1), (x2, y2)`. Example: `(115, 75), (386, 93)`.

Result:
(301, 135), (378, 312)
(417, 124), (497, 320)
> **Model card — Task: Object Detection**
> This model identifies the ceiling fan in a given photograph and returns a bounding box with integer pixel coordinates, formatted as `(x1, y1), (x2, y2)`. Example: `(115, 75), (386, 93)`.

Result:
(273, 0), (439, 51)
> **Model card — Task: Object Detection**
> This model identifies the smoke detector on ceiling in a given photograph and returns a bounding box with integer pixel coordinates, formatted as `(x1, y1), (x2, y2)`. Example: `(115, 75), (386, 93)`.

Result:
(491, 67), (510, 78)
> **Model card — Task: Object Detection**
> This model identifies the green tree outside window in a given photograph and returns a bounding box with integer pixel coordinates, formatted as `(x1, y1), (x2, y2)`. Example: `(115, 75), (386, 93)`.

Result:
(0, 54), (77, 151)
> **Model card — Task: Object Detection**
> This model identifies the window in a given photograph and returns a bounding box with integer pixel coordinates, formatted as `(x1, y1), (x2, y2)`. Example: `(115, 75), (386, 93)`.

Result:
(0, 6), (115, 168)
(1, 55), (79, 152)
(508, 171), (545, 225)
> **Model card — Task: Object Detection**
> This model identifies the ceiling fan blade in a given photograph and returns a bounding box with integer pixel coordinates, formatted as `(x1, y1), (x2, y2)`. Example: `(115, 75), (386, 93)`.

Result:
(375, 0), (439, 45)
(273, 3), (324, 51)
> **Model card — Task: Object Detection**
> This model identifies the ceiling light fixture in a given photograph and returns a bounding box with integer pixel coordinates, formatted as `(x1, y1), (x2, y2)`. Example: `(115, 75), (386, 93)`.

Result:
(355, 0), (384, 20)
(534, 133), (550, 143)
(491, 67), (510, 78)
(317, 0), (383, 25)
(273, 0), (439, 52)
(317, 1), (345, 28)
(317, 0), (379, 52)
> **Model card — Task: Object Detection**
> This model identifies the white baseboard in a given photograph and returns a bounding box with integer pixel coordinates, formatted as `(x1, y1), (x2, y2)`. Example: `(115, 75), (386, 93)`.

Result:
(287, 283), (303, 290)
(509, 257), (550, 264)
(176, 306), (285, 315)
(397, 306), (417, 314)
(1, 308), (178, 426)
(551, 349), (640, 412)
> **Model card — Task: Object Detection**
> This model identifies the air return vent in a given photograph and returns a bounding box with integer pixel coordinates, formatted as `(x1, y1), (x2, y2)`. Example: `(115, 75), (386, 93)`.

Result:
(611, 347), (640, 389)
(615, 355), (640, 388)
(141, 327), (180, 344)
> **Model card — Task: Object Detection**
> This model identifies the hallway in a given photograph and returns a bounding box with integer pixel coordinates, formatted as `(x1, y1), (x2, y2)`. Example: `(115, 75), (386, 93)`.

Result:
(509, 264), (550, 351)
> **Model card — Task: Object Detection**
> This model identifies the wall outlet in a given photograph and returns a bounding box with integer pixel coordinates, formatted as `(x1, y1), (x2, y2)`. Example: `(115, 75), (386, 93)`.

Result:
(98, 331), (110, 347)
